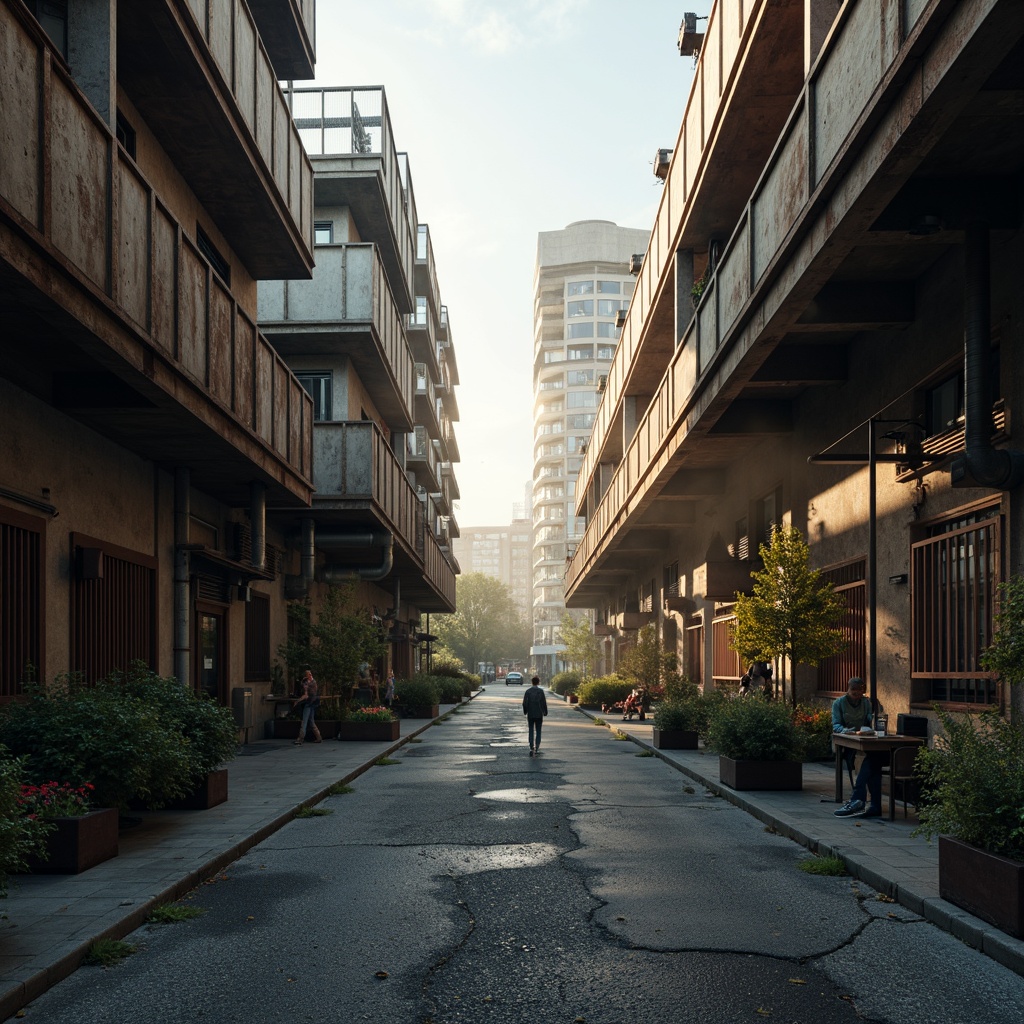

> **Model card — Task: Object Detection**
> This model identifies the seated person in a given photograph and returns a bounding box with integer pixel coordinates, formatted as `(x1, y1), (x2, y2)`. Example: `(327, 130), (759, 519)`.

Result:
(832, 676), (883, 818)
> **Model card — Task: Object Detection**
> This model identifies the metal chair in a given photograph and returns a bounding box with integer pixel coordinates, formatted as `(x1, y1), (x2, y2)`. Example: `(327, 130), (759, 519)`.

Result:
(887, 745), (919, 820)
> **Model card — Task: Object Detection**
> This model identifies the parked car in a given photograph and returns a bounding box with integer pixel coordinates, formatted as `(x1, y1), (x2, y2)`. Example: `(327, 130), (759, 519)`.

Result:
(505, 671), (524, 686)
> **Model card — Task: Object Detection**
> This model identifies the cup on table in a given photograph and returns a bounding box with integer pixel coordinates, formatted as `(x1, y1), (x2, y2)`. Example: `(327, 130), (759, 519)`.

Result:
(874, 714), (888, 737)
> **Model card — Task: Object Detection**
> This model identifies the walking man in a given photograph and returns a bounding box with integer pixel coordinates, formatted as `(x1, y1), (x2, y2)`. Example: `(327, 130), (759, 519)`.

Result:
(523, 676), (548, 756)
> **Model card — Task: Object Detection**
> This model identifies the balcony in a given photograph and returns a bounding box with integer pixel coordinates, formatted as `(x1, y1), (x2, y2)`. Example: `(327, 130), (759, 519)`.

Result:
(116, 0), (314, 278)
(415, 224), (441, 322)
(289, 86), (416, 313)
(310, 421), (453, 610)
(567, 0), (1019, 604)
(0, 10), (313, 507)
(247, 0), (316, 79)
(406, 427), (440, 493)
(259, 243), (414, 428)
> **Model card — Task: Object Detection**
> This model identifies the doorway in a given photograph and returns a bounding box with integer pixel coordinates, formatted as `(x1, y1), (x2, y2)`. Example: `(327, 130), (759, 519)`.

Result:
(195, 609), (226, 703)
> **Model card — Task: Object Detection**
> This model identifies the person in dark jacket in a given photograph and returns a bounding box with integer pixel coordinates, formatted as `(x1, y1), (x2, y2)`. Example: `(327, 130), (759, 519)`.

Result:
(522, 676), (548, 756)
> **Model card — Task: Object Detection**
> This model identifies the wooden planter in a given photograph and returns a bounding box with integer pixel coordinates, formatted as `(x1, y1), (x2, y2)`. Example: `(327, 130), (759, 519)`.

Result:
(719, 755), (802, 791)
(24, 807), (119, 874)
(170, 768), (229, 810)
(336, 720), (401, 742)
(939, 836), (1024, 938)
(653, 728), (699, 750)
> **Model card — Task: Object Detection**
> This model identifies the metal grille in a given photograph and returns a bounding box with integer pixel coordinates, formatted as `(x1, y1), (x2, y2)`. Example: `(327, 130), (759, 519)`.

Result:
(911, 509), (1000, 704)
(816, 560), (866, 693)
(245, 593), (271, 682)
(1, 508), (43, 696)
(72, 546), (156, 684)
(711, 609), (743, 683)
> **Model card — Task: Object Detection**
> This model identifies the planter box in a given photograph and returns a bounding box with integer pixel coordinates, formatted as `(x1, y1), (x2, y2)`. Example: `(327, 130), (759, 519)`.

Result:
(653, 728), (699, 750)
(719, 755), (802, 791)
(939, 836), (1024, 938)
(24, 807), (119, 874)
(170, 768), (228, 810)
(402, 704), (440, 719)
(567, 694), (578, 704)
(266, 719), (333, 740)
(337, 720), (401, 742)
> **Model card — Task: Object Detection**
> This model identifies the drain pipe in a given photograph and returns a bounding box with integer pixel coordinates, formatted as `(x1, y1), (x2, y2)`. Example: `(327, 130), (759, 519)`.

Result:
(951, 223), (1024, 490)
(301, 517), (315, 587)
(173, 467), (190, 686)
(250, 481), (266, 572)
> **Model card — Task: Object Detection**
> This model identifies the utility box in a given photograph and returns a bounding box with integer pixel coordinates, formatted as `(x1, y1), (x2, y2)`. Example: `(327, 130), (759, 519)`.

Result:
(232, 686), (254, 739)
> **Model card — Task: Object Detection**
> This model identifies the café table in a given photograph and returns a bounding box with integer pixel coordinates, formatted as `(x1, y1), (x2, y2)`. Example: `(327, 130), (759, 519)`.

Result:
(831, 731), (926, 814)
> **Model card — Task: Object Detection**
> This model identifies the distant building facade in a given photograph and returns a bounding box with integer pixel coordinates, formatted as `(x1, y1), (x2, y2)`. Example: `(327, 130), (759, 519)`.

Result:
(531, 221), (649, 679)
(454, 504), (533, 618)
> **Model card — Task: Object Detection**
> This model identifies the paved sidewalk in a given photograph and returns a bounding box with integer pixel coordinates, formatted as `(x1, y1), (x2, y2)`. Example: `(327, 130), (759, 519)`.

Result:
(1, 691), (1022, 1021)
(587, 704), (1024, 980)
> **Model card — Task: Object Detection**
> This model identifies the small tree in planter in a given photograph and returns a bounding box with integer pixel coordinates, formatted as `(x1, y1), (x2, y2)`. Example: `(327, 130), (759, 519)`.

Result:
(558, 613), (602, 682)
(914, 576), (1024, 936)
(652, 679), (707, 749)
(730, 525), (847, 707)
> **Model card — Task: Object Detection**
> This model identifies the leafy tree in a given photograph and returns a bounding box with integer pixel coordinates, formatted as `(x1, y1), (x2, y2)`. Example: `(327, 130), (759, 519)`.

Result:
(558, 612), (602, 680)
(730, 525), (847, 707)
(433, 574), (529, 673)
(279, 581), (386, 698)
(981, 576), (1024, 690)
(619, 622), (671, 690)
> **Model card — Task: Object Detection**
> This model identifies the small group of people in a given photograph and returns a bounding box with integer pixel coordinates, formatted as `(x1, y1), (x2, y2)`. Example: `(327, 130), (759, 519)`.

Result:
(291, 667), (396, 746)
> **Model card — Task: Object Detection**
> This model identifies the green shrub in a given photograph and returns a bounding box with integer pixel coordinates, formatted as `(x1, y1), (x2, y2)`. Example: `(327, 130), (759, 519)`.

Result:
(707, 695), (799, 762)
(550, 671), (582, 696)
(575, 675), (633, 708)
(428, 661), (464, 679)
(396, 675), (441, 708)
(433, 675), (467, 704)
(653, 697), (705, 734)
(914, 708), (1024, 862)
(0, 749), (51, 896)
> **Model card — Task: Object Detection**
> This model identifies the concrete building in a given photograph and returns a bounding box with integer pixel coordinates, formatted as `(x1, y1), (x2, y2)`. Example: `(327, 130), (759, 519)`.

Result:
(0, 4), (459, 730)
(565, 1), (1024, 727)
(454, 512), (533, 618)
(531, 221), (650, 679)
(257, 84), (462, 681)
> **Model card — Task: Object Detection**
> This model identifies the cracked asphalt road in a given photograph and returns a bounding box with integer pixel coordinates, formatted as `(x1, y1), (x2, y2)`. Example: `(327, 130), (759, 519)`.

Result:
(23, 692), (1024, 1023)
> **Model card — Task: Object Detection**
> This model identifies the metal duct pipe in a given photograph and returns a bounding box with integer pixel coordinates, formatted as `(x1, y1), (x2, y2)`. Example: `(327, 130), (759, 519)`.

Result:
(320, 532), (394, 582)
(250, 481), (266, 571)
(952, 223), (1024, 490)
(173, 468), (190, 686)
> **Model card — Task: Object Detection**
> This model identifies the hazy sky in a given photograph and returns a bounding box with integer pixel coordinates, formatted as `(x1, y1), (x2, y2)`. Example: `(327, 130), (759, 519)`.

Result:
(311, 1), (708, 526)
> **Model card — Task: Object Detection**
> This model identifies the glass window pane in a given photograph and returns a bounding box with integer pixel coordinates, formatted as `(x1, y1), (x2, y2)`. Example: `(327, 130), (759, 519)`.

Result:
(567, 322), (594, 339)
(597, 281), (621, 293)
(568, 281), (594, 296)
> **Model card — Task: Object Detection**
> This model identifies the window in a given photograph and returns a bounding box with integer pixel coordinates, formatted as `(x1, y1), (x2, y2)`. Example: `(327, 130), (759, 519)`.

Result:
(756, 486), (783, 547)
(567, 300), (593, 318)
(597, 299), (620, 317)
(567, 345), (593, 361)
(911, 505), (1001, 704)
(711, 607), (743, 684)
(567, 391), (597, 408)
(597, 322), (620, 339)
(597, 281), (621, 294)
(0, 506), (44, 697)
(71, 535), (157, 684)
(196, 225), (230, 286)
(296, 373), (332, 421)
(116, 110), (137, 160)
(664, 561), (680, 598)
(245, 593), (271, 681)
(27, 1), (67, 59)
(567, 369), (593, 386)
(567, 322), (594, 339)
(314, 221), (333, 244)
(816, 561), (866, 693)
(568, 281), (594, 295)
(414, 295), (428, 326)
(566, 413), (595, 429)
(596, 344), (615, 359)
(925, 374), (962, 436)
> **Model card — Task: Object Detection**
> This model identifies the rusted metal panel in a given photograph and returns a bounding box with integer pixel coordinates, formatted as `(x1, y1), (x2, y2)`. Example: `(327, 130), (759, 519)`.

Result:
(208, 0), (233, 83)
(272, 88), (290, 201)
(152, 203), (178, 358)
(179, 242), (208, 384)
(234, 8), (257, 132)
(117, 162), (151, 330)
(254, 341), (274, 445)
(208, 279), (233, 407)
(272, 357), (289, 457)
(813, 0), (882, 181)
(50, 76), (107, 288)
(718, 216), (750, 336)
(234, 316), (256, 428)
(0, 8), (42, 225)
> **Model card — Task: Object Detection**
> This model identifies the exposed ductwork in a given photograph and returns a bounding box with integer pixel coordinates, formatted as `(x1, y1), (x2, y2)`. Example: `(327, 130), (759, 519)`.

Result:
(249, 481), (266, 572)
(318, 530), (394, 583)
(950, 223), (1024, 491)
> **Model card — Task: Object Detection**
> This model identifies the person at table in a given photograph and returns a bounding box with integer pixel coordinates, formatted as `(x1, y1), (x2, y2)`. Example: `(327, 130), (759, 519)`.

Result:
(832, 676), (883, 818)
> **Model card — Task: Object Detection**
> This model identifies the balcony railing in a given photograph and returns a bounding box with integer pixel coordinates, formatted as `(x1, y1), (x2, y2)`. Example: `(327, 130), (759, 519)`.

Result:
(567, 0), (968, 598)
(0, 6), (312, 498)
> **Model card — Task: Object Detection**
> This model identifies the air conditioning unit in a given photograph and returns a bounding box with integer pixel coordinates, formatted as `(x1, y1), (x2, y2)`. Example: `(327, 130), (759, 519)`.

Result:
(678, 13), (705, 57)
(653, 148), (672, 181)
(628, 253), (644, 275)
(615, 309), (628, 328)
(597, 375), (608, 393)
